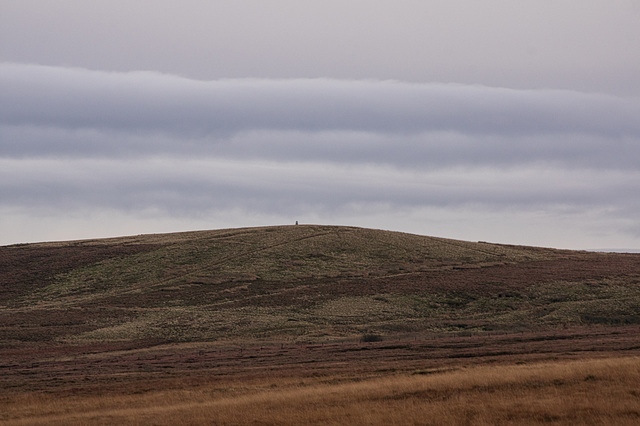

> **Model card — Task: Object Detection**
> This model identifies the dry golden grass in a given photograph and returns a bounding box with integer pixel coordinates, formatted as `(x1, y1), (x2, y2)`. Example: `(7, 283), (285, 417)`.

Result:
(3, 356), (639, 425)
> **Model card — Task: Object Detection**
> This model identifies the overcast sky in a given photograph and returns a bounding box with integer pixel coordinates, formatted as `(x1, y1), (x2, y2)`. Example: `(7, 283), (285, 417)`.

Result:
(2, 1), (640, 249)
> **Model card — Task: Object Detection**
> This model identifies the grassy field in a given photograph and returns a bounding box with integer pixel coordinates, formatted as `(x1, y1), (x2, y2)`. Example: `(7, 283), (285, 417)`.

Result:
(2, 225), (640, 424)
(3, 356), (639, 425)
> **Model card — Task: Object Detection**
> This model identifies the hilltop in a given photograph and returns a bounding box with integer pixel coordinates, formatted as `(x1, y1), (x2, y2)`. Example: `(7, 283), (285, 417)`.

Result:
(2, 225), (640, 345)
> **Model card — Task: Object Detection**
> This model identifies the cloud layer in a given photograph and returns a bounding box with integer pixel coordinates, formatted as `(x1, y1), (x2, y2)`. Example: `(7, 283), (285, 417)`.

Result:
(3, 1), (640, 95)
(1, 63), (639, 248)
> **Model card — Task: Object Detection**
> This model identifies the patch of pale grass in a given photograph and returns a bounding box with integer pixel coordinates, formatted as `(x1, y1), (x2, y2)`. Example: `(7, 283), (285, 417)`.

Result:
(4, 356), (640, 425)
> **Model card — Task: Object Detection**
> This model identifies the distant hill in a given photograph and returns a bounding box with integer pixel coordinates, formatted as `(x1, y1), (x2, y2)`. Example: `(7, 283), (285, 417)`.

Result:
(2, 225), (640, 345)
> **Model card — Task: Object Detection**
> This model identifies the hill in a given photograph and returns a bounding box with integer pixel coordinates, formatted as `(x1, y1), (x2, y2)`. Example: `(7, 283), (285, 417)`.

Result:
(3, 225), (640, 424)
(2, 224), (640, 346)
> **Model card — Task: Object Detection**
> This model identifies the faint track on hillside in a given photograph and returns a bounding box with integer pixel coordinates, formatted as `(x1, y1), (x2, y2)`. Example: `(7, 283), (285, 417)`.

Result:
(122, 229), (354, 296)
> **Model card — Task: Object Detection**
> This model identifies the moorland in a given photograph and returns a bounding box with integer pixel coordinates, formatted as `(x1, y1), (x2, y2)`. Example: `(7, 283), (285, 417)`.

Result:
(1, 225), (640, 424)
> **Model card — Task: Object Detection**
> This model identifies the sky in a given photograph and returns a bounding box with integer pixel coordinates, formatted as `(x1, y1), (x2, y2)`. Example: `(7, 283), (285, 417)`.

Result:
(1, 1), (640, 249)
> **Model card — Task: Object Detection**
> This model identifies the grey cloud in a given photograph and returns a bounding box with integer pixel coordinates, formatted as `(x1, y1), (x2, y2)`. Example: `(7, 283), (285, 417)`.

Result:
(2, 158), (637, 217)
(2, 125), (638, 171)
(1, 64), (638, 138)
(2, 2), (639, 96)
(2, 64), (640, 249)
(2, 64), (640, 171)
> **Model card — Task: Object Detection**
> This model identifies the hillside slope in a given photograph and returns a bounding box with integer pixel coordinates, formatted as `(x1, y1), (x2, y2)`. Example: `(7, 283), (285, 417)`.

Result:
(2, 225), (640, 345)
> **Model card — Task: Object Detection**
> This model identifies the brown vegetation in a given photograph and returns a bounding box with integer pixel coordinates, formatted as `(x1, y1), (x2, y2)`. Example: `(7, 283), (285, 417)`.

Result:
(1, 225), (640, 424)
(3, 356), (640, 425)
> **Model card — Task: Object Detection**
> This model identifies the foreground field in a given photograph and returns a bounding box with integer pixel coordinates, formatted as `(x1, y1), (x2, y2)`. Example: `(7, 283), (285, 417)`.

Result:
(3, 356), (639, 425)
(2, 326), (640, 425)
